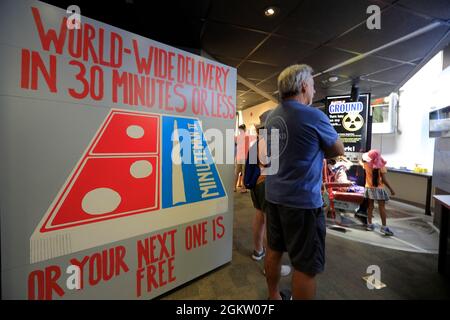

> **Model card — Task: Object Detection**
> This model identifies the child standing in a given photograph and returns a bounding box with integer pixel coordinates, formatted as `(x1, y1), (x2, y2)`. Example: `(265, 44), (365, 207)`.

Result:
(361, 150), (395, 236)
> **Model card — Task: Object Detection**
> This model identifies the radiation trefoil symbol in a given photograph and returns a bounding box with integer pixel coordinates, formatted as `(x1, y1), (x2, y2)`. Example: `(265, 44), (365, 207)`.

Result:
(342, 113), (364, 132)
(30, 109), (228, 264)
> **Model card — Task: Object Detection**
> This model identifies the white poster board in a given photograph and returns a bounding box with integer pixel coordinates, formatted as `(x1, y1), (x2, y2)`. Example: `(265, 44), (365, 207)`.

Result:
(0, 0), (236, 299)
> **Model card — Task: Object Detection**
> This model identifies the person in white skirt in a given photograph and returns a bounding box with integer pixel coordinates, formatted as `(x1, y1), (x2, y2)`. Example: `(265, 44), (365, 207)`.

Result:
(361, 150), (396, 236)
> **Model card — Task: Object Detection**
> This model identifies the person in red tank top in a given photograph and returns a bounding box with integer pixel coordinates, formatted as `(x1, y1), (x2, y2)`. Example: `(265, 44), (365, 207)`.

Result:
(234, 124), (250, 192)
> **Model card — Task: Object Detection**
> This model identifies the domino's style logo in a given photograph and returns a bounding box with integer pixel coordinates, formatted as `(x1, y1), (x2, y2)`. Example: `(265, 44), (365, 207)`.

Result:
(38, 111), (160, 233)
(30, 109), (227, 263)
(162, 116), (225, 209)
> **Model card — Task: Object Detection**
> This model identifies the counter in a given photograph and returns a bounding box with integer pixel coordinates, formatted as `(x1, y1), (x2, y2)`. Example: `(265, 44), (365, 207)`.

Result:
(386, 167), (433, 216)
(434, 195), (450, 274)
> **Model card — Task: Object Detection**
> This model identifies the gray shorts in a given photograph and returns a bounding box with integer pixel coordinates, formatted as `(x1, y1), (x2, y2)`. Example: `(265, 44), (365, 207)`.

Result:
(250, 180), (266, 212)
(266, 202), (326, 275)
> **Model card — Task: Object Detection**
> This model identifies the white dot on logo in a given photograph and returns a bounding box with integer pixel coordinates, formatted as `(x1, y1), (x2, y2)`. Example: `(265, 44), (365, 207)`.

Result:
(126, 125), (145, 139)
(130, 160), (152, 179)
(81, 188), (121, 215)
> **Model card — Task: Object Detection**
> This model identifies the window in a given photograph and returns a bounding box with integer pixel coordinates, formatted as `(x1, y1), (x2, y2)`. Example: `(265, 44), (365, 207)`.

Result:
(371, 93), (398, 134)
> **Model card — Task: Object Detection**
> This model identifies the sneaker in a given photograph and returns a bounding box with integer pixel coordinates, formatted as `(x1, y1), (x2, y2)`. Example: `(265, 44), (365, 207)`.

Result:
(251, 249), (265, 261)
(268, 289), (292, 300)
(381, 226), (394, 236)
(366, 223), (375, 231)
(280, 265), (291, 277)
(280, 289), (292, 300)
(263, 265), (291, 277)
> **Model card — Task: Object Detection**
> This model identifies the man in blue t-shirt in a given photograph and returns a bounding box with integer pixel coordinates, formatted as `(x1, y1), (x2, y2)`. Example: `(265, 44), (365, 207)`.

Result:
(264, 64), (344, 300)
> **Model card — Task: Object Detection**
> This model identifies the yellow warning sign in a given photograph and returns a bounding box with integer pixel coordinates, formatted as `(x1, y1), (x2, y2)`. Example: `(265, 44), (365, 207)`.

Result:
(342, 113), (364, 132)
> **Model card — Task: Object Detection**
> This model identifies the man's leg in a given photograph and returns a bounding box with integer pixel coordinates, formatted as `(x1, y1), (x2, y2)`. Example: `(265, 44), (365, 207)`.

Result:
(240, 165), (248, 192)
(281, 207), (324, 300)
(265, 247), (283, 300)
(234, 164), (241, 191)
(292, 270), (316, 299)
(253, 209), (265, 254)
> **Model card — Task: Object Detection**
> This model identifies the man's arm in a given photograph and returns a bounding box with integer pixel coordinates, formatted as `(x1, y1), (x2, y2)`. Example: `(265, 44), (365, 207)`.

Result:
(323, 138), (345, 159)
(315, 111), (345, 159)
(258, 137), (266, 164)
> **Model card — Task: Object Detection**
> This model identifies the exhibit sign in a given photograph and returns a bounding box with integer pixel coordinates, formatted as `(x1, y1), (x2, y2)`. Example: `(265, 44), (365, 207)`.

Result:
(0, 0), (236, 299)
(325, 93), (371, 154)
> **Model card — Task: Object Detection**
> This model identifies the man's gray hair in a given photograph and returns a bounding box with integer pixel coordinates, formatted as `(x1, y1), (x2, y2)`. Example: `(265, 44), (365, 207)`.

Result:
(277, 64), (313, 100)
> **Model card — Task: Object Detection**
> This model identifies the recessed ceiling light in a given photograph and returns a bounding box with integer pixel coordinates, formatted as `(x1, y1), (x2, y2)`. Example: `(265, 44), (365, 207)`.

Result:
(328, 76), (339, 82)
(264, 7), (278, 17)
(242, 100), (246, 102)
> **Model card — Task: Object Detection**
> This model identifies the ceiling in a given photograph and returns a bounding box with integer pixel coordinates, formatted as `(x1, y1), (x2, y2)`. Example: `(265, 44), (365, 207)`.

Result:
(44, 0), (450, 110)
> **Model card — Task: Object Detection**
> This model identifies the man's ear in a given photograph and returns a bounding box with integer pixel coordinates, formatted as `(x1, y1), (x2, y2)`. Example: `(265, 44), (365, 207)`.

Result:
(300, 81), (306, 93)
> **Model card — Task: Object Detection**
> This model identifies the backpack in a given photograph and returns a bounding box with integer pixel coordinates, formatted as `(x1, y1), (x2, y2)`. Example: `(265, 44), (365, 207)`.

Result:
(243, 140), (261, 190)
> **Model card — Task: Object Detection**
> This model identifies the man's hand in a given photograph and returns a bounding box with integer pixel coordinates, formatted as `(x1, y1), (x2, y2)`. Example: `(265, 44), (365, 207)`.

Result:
(324, 138), (345, 159)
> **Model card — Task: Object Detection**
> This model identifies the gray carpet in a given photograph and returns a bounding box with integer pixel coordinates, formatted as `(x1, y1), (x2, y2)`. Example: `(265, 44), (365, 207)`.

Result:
(161, 192), (450, 300)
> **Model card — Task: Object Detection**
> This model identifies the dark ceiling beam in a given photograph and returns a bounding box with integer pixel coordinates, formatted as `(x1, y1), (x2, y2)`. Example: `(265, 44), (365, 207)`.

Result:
(371, 55), (418, 66)
(361, 61), (415, 79)
(327, 79), (352, 89)
(209, 1), (450, 109)
(204, 18), (271, 36)
(381, 0), (450, 23)
(316, 1), (400, 49)
(235, 0), (308, 69)
(212, 54), (281, 68)
(236, 0), (401, 102)
(233, 1), (312, 104)
(238, 71), (279, 98)
(243, 59), (281, 67)
(237, 75), (278, 103)
(199, 0), (213, 44)
(359, 78), (397, 86)
(235, 34), (276, 69)
(330, 46), (418, 66)
(201, 50), (278, 105)
(314, 21), (444, 78)
(395, 26), (450, 91)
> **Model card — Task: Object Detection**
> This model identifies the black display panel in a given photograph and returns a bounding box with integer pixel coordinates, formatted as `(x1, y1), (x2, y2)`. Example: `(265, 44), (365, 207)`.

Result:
(325, 93), (372, 153)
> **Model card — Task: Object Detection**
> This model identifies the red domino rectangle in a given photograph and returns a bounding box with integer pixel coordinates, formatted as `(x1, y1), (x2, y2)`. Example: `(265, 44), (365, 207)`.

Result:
(90, 112), (159, 155)
(41, 156), (159, 232)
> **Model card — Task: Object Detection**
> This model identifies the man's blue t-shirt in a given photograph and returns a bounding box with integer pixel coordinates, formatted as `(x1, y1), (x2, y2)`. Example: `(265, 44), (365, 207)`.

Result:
(265, 100), (338, 209)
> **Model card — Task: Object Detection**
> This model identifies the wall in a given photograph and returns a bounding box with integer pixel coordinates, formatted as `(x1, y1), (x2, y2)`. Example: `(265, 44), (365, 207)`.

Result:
(241, 100), (277, 135)
(371, 52), (442, 172)
(0, 0), (235, 299)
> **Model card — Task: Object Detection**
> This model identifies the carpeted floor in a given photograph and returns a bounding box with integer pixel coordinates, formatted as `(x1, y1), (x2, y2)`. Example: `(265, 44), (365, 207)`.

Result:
(160, 192), (450, 300)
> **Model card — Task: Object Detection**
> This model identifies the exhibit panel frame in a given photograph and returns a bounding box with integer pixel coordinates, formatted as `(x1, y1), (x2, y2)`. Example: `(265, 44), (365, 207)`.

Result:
(325, 93), (372, 160)
(0, 0), (236, 299)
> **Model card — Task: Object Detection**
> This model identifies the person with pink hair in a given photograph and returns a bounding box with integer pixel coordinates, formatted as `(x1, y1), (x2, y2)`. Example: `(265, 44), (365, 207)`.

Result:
(361, 150), (396, 236)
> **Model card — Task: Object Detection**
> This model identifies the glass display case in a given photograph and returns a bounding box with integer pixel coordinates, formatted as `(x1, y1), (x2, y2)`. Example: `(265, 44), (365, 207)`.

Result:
(371, 92), (398, 134)
(429, 105), (450, 138)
